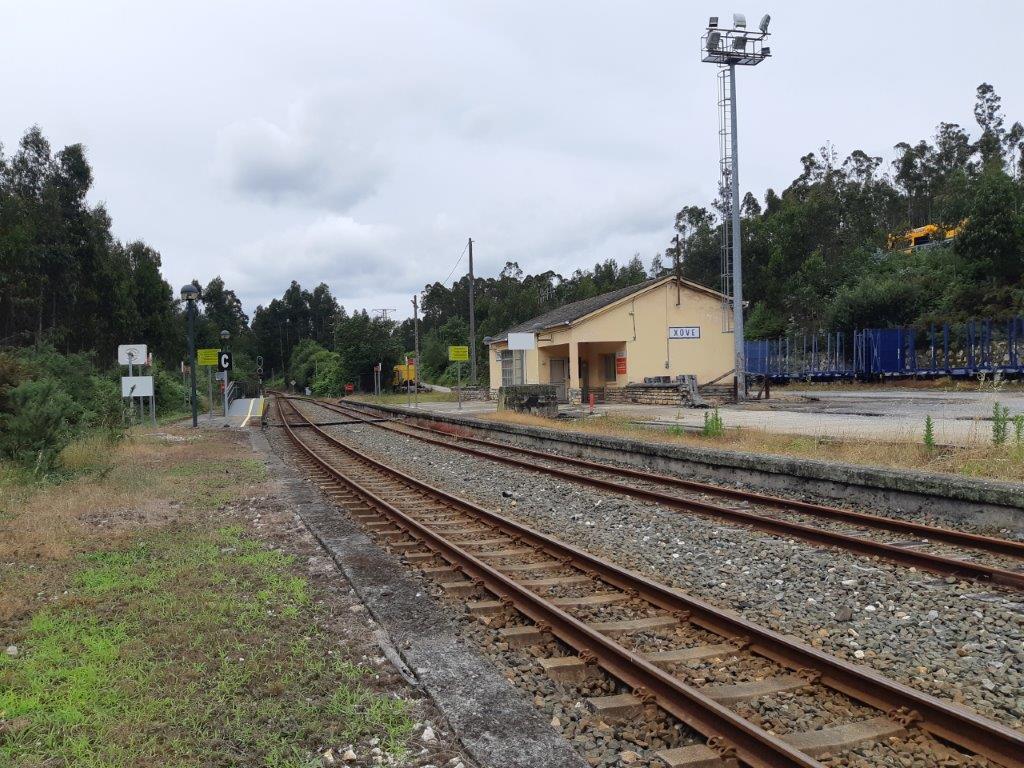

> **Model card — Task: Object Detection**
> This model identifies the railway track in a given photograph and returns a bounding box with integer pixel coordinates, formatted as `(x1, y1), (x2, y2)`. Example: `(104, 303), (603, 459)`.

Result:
(272, 394), (1024, 768)
(290, 396), (1024, 591)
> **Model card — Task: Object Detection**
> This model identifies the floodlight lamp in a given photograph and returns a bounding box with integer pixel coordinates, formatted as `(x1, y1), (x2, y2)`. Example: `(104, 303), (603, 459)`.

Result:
(733, 13), (746, 28)
(708, 16), (719, 27)
(761, 46), (771, 56)
(759, 14), (770, 33)
(707, 31), (721, 50)
(732, 35), (747, 50)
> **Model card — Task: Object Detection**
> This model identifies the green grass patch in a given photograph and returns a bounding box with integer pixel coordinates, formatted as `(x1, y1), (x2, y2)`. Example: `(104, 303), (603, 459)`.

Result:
(0, 527), (413, 767)
(166, 458), (268, 509)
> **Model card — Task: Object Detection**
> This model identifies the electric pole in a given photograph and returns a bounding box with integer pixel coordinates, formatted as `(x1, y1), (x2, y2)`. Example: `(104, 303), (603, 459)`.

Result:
(412, 295), (420, 409)
(468, 237), (477, 384)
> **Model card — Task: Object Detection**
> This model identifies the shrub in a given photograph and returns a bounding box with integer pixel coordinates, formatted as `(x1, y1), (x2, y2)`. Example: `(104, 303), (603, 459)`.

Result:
(702, 407), (724, 437)
(992, 402), (1010, 445)
(0, 378), (79, 469)
(1014, 414), (1024, 447)
(923, 415), (935, 450)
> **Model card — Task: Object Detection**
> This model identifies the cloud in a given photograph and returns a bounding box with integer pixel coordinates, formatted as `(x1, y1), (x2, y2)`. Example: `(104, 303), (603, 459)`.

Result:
(214, 100), (386, 211)
(226, 214), (399, 307)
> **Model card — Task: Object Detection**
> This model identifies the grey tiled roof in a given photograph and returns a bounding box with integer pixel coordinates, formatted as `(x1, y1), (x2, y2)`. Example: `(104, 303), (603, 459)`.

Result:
(487, 277), (667, 343)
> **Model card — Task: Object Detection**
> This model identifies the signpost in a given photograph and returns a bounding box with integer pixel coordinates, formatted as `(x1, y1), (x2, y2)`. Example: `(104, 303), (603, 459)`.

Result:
(449, 345), (470, 409)
(218, 352), (232, 417)
(118, 344), (155, 425)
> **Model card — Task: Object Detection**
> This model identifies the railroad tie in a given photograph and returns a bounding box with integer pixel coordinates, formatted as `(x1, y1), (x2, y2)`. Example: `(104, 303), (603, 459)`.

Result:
(538, 655), (602, 683)
(519, 574), (591, 588)
(700, 674), (807, 704)
(550, 592), (630, 608)
(499, 561), (564, 574)
(655, 743), (731, 768)
(588, 615), (678, 637)
(781, 715), (908, 757)
(643, 643), (739, 667)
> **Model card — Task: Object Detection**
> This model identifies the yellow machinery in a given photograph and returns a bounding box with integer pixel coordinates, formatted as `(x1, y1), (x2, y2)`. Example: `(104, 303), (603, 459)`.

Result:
(391, 362), (416, 389)
(887, 221), (964, 252)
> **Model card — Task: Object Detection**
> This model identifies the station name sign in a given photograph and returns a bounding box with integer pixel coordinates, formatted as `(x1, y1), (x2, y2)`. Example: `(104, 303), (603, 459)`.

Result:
(668, 326), (701, 339)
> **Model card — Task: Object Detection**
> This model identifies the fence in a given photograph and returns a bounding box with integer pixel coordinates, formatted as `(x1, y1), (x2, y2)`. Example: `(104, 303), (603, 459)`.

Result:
(745, 318), (1024, 380)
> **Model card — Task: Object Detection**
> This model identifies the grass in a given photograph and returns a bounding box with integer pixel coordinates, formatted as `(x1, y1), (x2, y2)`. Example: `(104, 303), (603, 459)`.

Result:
(482, 411), (1024, 482)
(0, 526), (412, 767)
(1, 426), (415, 766)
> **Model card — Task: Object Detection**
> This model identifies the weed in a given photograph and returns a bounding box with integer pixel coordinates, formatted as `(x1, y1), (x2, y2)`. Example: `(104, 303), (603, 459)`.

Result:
(1014, 414), (1024, 447)
(923, 415), (936, 450)
(992, 402), (1010, 445)
(702, 407), (724, 437)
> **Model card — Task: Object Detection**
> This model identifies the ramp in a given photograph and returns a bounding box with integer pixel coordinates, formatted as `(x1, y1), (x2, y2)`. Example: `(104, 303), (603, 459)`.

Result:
(228, 396), (266, 427)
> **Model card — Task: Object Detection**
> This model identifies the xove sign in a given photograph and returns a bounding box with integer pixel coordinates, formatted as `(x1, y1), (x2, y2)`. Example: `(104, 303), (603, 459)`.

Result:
(668, 326), (701, 340)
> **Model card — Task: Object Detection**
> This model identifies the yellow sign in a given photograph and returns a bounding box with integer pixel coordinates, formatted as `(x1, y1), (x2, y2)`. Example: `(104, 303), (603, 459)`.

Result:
(448, 345), (470, 362)
(197, 348), (220, 366)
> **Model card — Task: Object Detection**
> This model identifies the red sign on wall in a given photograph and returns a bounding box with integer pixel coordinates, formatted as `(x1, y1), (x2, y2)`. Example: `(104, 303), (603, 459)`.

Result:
(615, 355), (627, 375)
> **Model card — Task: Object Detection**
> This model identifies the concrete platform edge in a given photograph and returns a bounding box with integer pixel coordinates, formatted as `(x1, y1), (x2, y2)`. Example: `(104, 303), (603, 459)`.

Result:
(366, 403), (1024, 528)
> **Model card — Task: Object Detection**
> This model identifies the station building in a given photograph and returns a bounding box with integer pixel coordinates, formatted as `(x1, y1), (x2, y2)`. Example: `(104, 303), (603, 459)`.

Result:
(485, 276), (734, 404)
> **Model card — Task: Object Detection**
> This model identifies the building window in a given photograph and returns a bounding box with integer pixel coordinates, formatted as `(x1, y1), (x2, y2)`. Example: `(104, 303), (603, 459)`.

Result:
(602, 354), (617, 381)
(500, 350), (525, 386)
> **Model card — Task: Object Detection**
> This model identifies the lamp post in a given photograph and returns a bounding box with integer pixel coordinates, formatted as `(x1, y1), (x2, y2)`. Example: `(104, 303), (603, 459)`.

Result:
(701, 12), (772, 400)
(220, 329), (230, 417)
(180, 284), (200, 427)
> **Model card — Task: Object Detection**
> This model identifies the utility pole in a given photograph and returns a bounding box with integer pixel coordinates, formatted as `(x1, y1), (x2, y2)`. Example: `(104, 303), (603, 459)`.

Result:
(412, 295), (420, 409)
(468, 237), (477, 384)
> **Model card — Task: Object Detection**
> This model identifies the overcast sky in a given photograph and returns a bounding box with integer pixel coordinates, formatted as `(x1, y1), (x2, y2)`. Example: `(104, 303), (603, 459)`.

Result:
(3, 1), (1021, 319)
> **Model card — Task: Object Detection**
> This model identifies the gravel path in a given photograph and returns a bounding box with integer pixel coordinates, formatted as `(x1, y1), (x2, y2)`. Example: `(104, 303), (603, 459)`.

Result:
(295, 401), (1024, 732)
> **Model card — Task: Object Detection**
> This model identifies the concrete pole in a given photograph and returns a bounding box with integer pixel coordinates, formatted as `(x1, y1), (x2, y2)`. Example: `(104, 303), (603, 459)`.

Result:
(728, 63), (746, 400)
(412, 295), (420, 409)
(468, 237), (477, 385)
(187, 303), (198, 428)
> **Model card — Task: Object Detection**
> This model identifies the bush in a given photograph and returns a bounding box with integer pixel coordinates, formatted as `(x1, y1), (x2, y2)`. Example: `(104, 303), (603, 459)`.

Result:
(923, 415), (936, 450)
(0, 378), (79, 468)
(992, 402), (1010, 445)
(702, 407), (724, 437)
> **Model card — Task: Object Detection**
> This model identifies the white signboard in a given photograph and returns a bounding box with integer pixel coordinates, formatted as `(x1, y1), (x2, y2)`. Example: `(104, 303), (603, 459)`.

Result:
(507, 332), (536, 350)
(668, 326), (701, 340)
(117, 344), (148, 365)
(121, 376), (154, 397)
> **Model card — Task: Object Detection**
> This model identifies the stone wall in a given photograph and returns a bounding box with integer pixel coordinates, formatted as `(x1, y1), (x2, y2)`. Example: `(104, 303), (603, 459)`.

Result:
(451, 386), (490, 401)
(603, 384), (690, 407)
(497, 384), (558, 416)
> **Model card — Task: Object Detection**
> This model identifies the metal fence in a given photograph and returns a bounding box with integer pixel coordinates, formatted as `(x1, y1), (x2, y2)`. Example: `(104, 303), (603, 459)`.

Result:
(745, 317), (1024, 380)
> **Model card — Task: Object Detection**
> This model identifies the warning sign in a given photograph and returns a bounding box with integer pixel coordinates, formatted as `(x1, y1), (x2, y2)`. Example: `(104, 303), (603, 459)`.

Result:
(197, 348), (219, 366)
(448, 345), (470, 362)
(615, 353), (627, 375)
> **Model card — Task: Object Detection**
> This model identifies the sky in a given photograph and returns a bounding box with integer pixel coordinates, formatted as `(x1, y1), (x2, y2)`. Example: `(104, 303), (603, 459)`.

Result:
(2, 0), (1021, 320)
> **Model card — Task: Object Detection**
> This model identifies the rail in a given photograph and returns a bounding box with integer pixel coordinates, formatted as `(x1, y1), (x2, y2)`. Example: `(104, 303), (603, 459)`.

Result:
(274, 393), (1024, 767)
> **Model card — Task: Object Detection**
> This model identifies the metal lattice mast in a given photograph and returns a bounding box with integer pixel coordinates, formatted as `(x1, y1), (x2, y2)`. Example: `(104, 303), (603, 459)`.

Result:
(717, 65), (735, 334)
(701, 12), (772, 399)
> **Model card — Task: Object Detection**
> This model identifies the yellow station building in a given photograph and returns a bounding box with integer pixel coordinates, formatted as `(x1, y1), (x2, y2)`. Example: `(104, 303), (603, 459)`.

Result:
(485, 276), (735, 404)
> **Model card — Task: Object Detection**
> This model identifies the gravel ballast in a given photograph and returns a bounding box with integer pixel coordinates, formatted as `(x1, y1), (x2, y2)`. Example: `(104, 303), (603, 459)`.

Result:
(295, 402), (1024, 732)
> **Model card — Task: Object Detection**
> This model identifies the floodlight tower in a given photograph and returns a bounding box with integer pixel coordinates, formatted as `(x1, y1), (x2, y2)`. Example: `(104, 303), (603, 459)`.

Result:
(702, 13), (771, 400)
